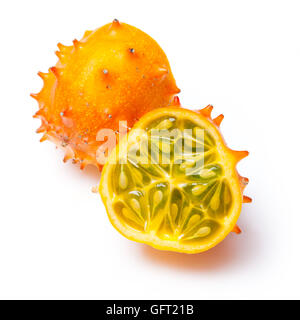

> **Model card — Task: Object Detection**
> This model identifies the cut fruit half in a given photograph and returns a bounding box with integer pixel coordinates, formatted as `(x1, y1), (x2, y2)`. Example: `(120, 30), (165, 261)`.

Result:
(99, 106), (251, 253)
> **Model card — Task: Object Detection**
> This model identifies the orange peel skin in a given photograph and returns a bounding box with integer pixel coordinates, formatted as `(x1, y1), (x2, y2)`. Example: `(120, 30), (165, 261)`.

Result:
(31, 20), (180, 170)
(100, 105), (251, 254)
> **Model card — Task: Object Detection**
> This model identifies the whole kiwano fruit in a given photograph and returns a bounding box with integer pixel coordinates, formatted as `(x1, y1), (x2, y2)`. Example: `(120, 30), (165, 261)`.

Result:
(31, 19), (180, 170)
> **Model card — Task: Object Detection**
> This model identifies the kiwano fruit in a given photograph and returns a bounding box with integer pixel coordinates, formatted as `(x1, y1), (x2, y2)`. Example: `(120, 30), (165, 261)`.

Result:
(31, 20), (180, 170)
(99, 105), (251, 253)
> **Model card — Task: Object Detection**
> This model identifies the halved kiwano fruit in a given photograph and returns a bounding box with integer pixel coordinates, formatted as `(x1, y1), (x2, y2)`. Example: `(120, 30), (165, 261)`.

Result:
(100, 106), (251, 253)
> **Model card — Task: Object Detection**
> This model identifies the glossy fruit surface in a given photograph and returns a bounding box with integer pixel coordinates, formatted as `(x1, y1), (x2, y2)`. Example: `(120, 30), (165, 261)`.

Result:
(100, 106), (251, 253)
(31, 20), (180, 169)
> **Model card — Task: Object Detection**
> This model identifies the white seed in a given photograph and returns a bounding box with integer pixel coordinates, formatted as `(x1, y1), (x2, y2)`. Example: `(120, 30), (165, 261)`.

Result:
(210, 184), (221, 210)
(171, 203), (178, 220)
(122, 208), (141, 225)
(200, 168), (216, 179)
(194, 226), (211, 238)
(119, 171), (128, 189)
(210, 195), (220, 211)
(192, 184), (207, 196)
(130, 198), (141, 213)
(153, 190), (163, 206)
(224, 185), (231, 204)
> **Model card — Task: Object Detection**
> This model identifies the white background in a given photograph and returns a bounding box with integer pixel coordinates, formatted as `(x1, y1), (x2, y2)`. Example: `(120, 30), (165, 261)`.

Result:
(0, 0), (299, 299)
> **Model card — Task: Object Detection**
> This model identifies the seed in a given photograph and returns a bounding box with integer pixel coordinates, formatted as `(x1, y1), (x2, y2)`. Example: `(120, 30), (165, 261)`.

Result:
(153, 190), (163, 206)
(210, 194), (220, 211)
(180, 160), (195, 170)
(194, 226), (211, 238)
(130, 198), (141, 213)
(156, 119), (173, 130)
(122, 208), (141, 225)
(171, 203), (178, 221)
(192, 184), (207, 196)
(119, 171), (128, 189)
(224, 185), (231, 204)
(210, 184), (221, 210)
(200, 168), (216, 179)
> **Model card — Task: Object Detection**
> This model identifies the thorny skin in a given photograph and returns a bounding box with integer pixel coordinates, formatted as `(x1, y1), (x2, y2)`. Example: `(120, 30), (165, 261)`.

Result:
(31, 19), (180, 170)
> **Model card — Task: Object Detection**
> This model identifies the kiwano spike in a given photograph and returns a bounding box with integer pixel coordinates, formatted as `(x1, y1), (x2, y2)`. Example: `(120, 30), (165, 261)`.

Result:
(33, 109), (45, 118)
(213, 114), (224, 126)
(80, 160), (88, 170)
(63, 148), (75, 163)
(49, 66), (60, 78)
(73, 39), (80, 48)
(57, 42), (66, 51)
(37, 72), (48, 80)
(232, 150), (249, 163)
(55, 51), (63, 60)
(40, 133), (48, 142)
(112, 19), (120, 27)
(57, 43), (73, 55)
(63, 154), (71, 163)
(238, 175), (249, 192)
(32, 21), (180, 170)
(30, 93), (39, 100)
(172, 96), (181, 106)
(232, 225), (242, 234)
(199, 105), (213, 118)
(243, 195), (252, 203)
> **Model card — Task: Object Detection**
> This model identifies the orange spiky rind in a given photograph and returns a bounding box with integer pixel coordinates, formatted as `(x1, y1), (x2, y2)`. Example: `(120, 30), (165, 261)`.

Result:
(172, 96), (181, 106)
(57, 42), (67, 51)
(31, 20), (180, 170)
(40, 133), (48, 142)
(72, 39), (81, 49)
(232, 225), (242, 234)
(230, 150), (249, 164)
(112, 18), (120, 26)
(30, 93), (39, 100)
(199, 104), (213, 118)
(213, 114), (224, 127)
(195, 105), (250, 235)
(37, 71), (49, 80)
(243, 195), (252, 203)
(49, 66), (61, 78)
